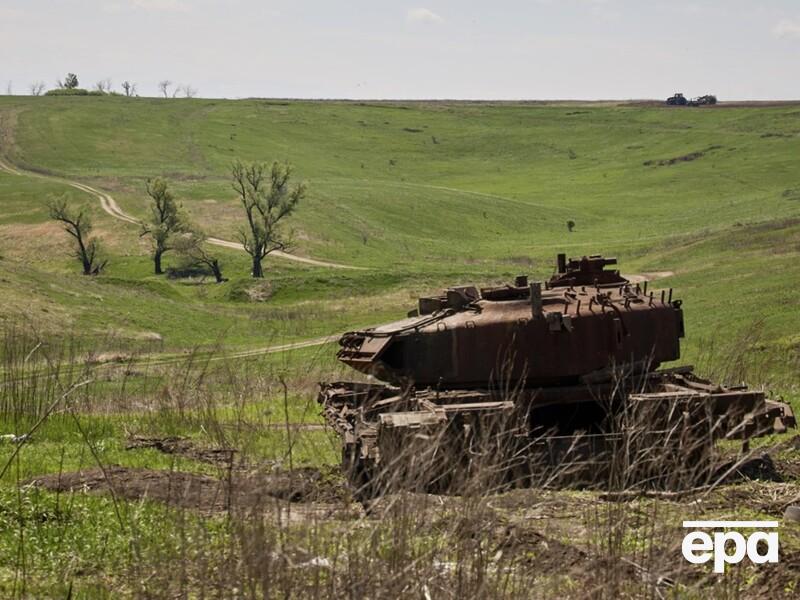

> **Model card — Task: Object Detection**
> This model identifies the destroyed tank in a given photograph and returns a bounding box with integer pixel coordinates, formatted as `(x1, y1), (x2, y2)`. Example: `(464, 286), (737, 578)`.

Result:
(319, 254), (795, 497)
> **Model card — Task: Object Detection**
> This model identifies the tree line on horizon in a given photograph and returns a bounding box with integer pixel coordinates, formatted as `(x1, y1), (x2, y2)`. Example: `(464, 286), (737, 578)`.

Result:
(6, 72), (198, 98)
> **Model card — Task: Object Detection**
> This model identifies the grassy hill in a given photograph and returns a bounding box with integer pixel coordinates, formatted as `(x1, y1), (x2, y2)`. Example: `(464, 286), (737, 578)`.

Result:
(2, 97), (800, 597)
(1, 96), (799, 372)
(5, 97), (800, 265)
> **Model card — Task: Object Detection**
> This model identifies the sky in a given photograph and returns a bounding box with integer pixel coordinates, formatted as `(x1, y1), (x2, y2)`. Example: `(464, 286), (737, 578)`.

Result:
(1, 0), (799, 100)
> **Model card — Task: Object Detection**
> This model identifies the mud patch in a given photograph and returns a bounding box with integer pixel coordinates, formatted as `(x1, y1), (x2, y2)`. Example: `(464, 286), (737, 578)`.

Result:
(747, 553), (800, 598)
(126, 436), (237, 466)
(126, 436), (344, 499)
(495, 523), (588, 570)
(27, 465), (354, 516)
(643, 145), (722, 167)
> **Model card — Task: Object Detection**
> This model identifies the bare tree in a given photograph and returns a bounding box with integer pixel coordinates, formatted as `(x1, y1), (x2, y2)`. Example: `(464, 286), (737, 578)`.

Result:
(94, 78), (112, 93)
(182, 84), (198, 98)
(29, 81), (46, 96)
(121, 81), (137, 97)
(48, 197), (107, 275)
(174, 231), (226, 283)
(141, 178), (189, 274)
(158, 80), (172, 98)
(232, 160), (306, 278)
(5, 81), (11, 95)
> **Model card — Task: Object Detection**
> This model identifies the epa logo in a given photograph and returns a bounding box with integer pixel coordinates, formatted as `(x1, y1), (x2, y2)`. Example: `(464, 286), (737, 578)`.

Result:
(682, 520), (779, 573)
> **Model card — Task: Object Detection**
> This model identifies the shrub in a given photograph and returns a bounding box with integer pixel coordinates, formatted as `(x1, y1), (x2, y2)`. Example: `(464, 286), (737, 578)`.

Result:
(166, 263), (214, 280)
(44, 88), (106, 97)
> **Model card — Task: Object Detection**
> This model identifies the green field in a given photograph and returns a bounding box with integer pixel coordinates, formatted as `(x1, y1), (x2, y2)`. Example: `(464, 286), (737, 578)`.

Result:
(1, 96), (800, 597)
(3, 98), (800, 360)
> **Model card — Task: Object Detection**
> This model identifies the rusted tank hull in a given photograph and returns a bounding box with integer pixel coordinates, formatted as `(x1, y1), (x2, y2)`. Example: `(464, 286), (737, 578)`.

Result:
(319, 254), (796, 496)
(339, 284), (684, 387)
(340, 303), (682, 388)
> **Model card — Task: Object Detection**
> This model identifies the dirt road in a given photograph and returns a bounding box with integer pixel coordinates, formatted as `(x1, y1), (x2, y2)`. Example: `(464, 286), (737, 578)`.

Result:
(0, 158), (363, 270)
(137, 334), (341, 369)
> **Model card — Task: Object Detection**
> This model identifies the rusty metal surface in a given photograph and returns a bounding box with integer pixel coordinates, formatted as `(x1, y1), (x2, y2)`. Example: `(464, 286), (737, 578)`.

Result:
(318, 371), (796, 494)
(338, 254), (682, 387)
(318, 253), (796, 496)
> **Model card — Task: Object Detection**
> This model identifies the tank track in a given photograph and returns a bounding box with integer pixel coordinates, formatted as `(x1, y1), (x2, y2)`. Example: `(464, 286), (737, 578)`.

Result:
(318, 368), (795, 498)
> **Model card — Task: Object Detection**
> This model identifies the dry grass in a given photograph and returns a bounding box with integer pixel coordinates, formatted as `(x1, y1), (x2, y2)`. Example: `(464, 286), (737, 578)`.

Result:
(1, 325), (799, 598)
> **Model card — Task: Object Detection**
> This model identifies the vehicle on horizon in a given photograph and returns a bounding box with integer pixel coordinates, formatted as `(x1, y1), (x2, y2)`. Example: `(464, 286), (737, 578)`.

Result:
(667, 92), (718, 106)
(666, 92), (688, 105)
(688, 94), (718, 106)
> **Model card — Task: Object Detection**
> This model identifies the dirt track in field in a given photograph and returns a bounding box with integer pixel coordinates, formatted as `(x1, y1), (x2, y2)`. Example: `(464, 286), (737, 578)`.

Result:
(27, 465), (356, 517)
(0, 157), (363, 270)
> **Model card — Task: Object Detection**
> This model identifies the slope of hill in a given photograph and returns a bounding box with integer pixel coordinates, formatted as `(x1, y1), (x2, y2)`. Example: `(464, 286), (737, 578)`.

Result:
(2, 97), (800, 597)
(2, 97), (799, 369)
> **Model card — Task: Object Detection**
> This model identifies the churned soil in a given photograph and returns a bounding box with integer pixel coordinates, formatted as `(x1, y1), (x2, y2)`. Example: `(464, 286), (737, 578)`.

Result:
(125, 435), (239, 466)
(27, 465), (353, 516)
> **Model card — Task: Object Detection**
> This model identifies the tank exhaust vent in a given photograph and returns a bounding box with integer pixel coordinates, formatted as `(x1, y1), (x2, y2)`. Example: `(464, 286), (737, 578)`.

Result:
(530, 282), (543, 319)
(557, 253), (567, 274)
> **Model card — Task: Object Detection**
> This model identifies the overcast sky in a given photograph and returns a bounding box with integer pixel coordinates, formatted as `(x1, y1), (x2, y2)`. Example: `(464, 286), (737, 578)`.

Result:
(2, 0), (799, 100)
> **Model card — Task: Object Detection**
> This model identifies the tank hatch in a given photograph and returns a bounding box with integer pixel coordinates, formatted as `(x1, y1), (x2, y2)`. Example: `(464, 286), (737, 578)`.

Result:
(549, 253), (626, 287)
